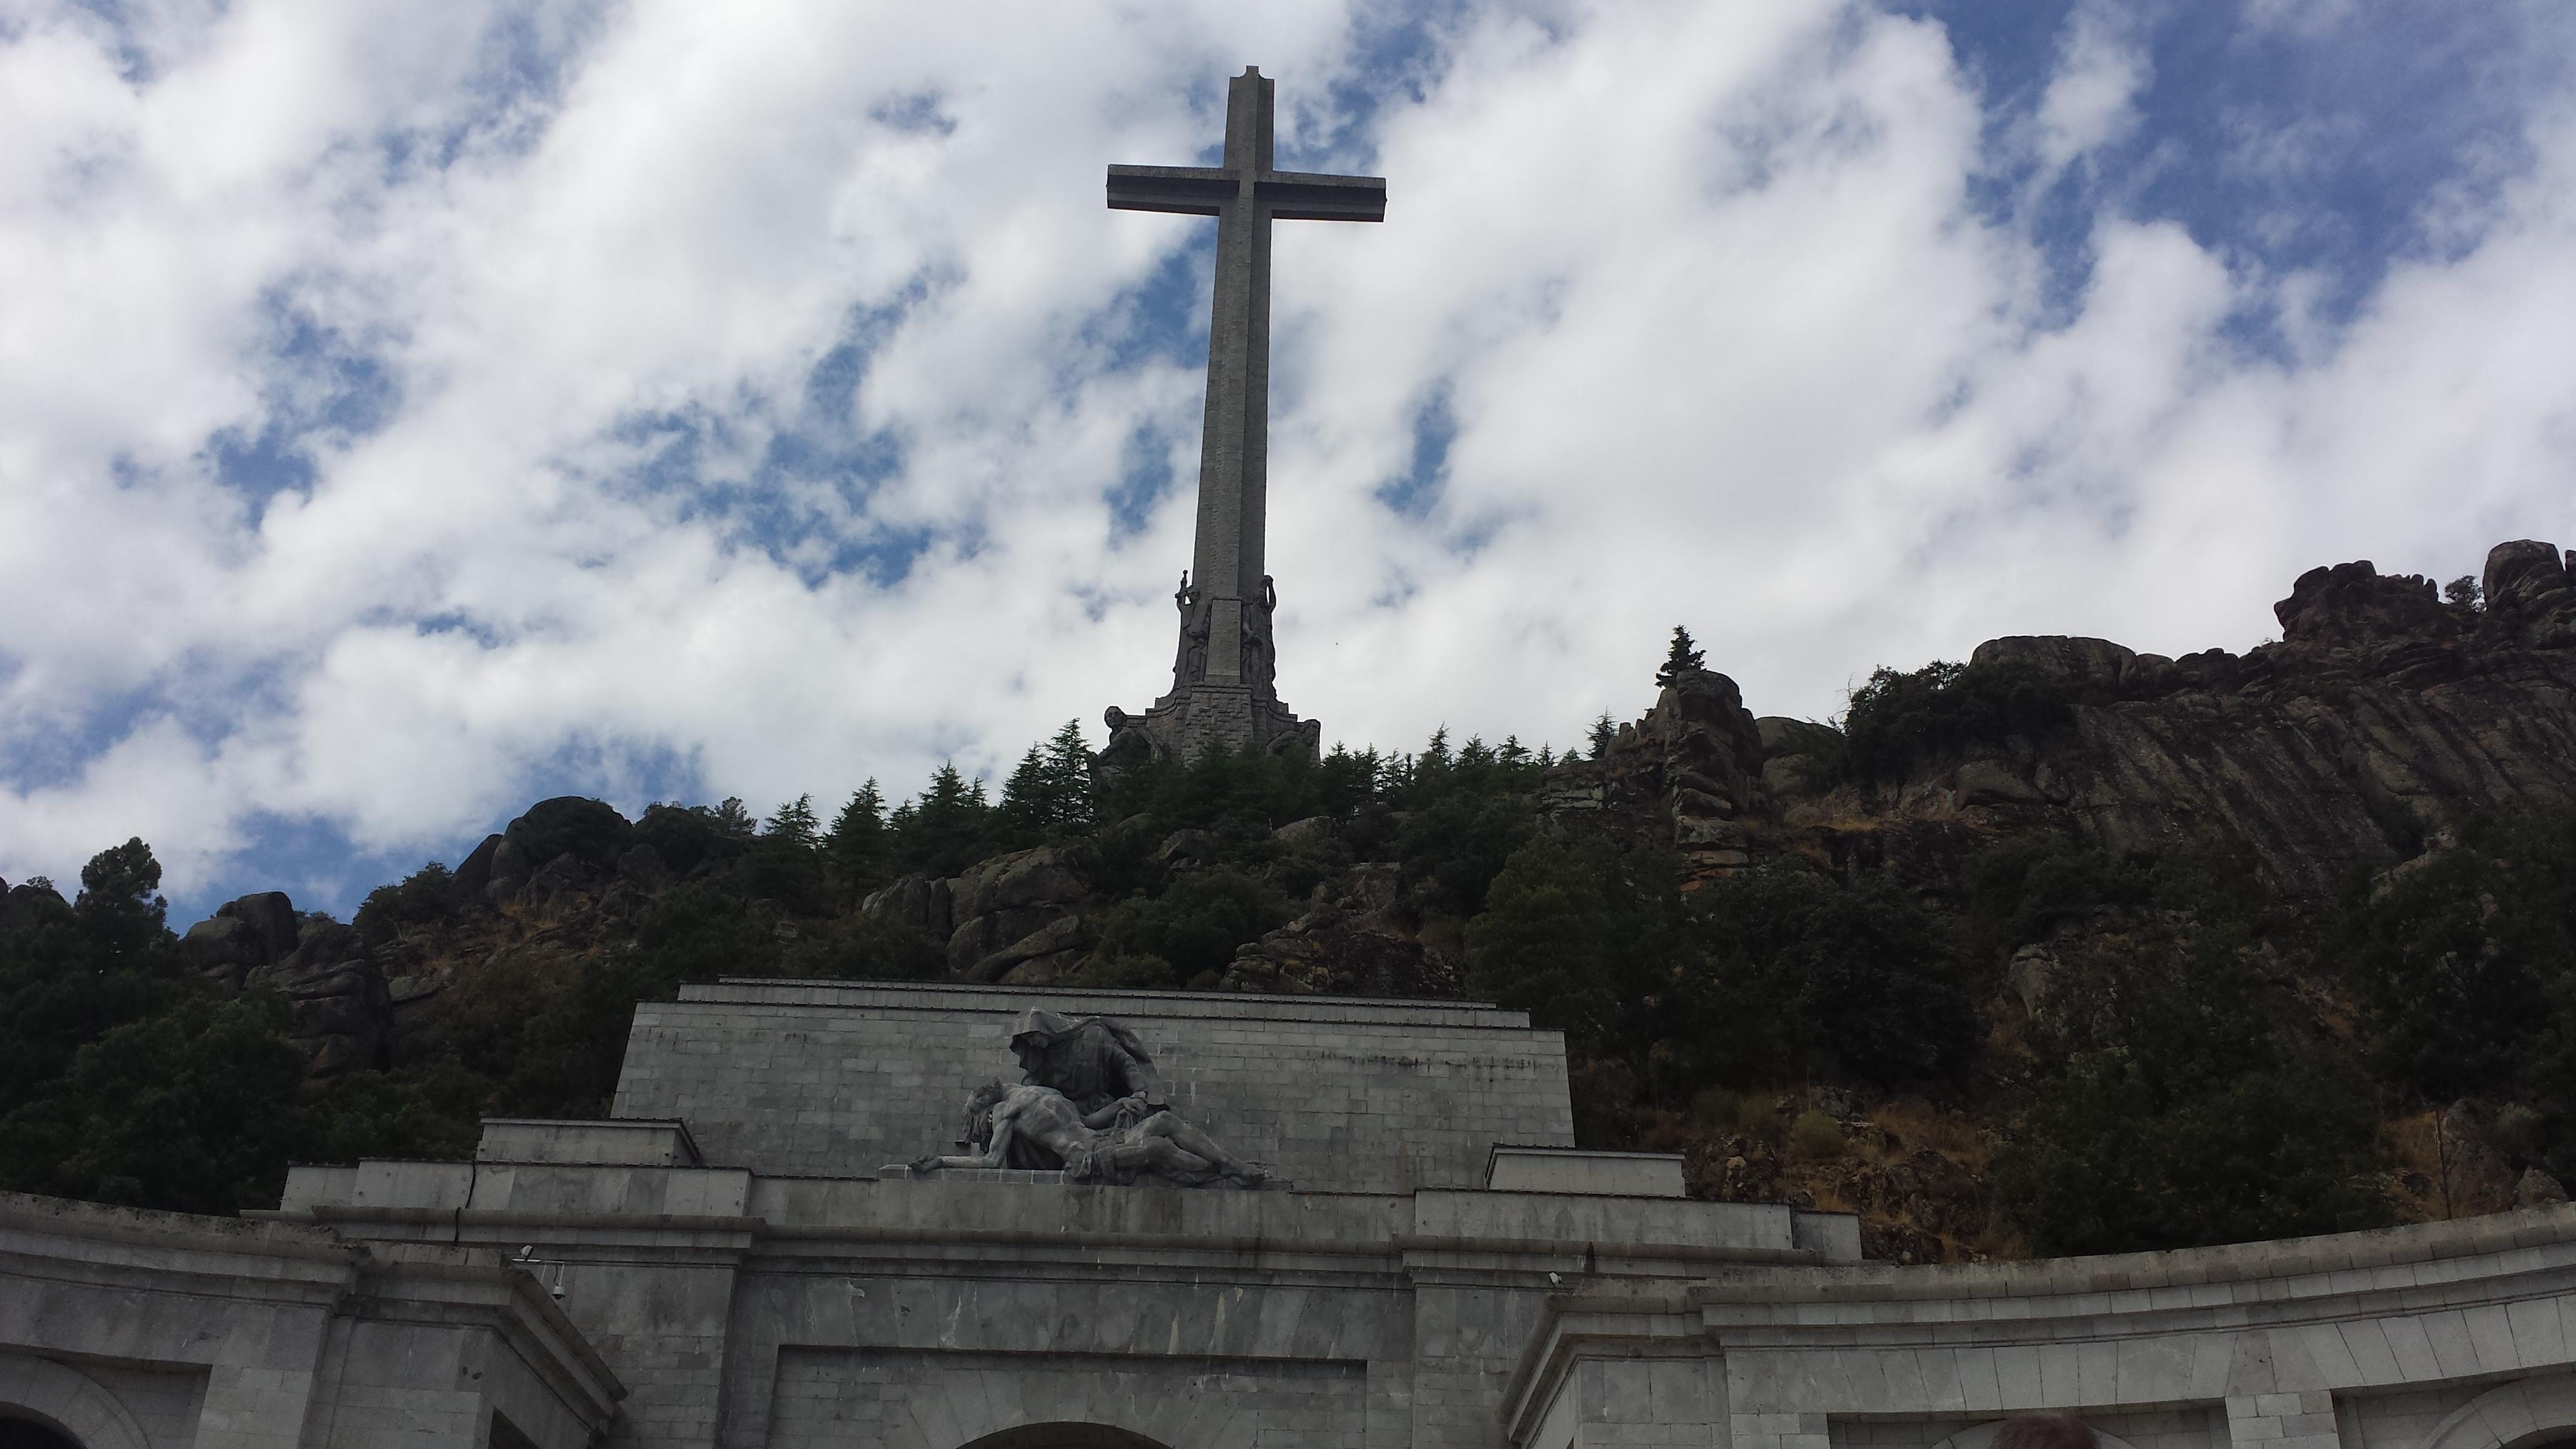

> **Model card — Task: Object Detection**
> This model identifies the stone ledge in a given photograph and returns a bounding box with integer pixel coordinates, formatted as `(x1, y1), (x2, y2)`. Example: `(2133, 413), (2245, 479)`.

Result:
(880, 1164), (1296, 1191)
(879, 1165), (1063, 1185)
(678, 977), (1535, 1028)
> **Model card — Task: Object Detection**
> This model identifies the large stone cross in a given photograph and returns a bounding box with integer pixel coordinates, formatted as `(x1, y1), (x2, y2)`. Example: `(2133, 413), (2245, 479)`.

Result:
(1102, 67), (1384, 761)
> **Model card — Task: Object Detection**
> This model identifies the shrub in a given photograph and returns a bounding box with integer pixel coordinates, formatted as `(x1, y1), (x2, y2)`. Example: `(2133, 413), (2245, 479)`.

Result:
(1466, 836), (1684, 1063)
(1787, 1110), (1845, 1161)
(2346, 807), (2576, 1105)
(1691, 1087), (1783, 1145)
(1395, 791), (1535, 915)
(1959, 832), (2152, 960)
(633, 801), (749, 879)
(1840, 658), (2077, 786)
(1088, 869), (1293, 985)
(0, 992), (311, 1215)
(1999, 872), (2387, 1254)
(1681, 867), (1976, 1089)
(354, 863), (462, 947)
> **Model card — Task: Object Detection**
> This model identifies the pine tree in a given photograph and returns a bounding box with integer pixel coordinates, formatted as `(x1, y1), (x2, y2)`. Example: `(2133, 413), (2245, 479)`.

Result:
(997, 746), (1051, 842)
(1039, 720), (1094, 832)
(1655, 626), (1705, 688)
(890, 763), (993, 877)
(995, 720), (1097, 844)
(1587, 712), (1617, 759)
(1422, 726), (1452, 768)
(764, 794), (821, 849)
(827, 780), (887, 873)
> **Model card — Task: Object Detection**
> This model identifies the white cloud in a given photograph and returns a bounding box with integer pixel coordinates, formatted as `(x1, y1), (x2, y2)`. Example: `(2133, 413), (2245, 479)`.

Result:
(2, 0), (2574, 912)
(2032, 1), (2150, 176)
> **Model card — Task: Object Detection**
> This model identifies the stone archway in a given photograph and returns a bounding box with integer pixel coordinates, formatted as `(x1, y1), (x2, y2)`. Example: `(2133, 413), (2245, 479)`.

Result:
(0, 1418), (81, 1449)
(1927, 1422), (2144, 1449)
(959, 1427), (1173, 1449)
(2420, 1375), (2576, 1449)
(0, 1352), (154, 1449)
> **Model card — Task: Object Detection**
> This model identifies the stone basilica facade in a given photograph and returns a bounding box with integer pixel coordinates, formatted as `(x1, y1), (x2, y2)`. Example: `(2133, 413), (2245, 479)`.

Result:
(11, 978), (2576, 1449)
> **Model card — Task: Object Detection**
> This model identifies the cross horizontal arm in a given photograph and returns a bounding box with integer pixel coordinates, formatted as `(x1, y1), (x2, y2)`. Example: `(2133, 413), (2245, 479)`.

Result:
(1107, 164), (1232, 216)
(1257, 171), (1386, 223)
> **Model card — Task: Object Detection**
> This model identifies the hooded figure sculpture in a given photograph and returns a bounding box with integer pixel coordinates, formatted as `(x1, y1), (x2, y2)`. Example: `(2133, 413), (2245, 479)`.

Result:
(1008, 1010), (1156, 1120)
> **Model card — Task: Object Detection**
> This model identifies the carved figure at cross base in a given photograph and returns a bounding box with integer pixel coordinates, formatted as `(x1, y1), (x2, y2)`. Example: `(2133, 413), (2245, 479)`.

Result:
(1101, 66), (1380, 763)
(911, 1080), (1271, 1190)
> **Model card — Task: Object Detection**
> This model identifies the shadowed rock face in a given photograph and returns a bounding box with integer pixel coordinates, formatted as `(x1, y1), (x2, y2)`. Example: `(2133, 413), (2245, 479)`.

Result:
(456, 796), (636, 907)
(245, 918), (391, 1075)
(1540, 666), (1775, 887)
(1926, 541), (2576, 894)
(180, 891), (300, 985)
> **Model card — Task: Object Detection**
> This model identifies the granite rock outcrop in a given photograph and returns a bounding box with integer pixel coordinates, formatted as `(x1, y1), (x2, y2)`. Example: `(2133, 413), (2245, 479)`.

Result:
(178, 890), (299, 985)
(1755, 540), (2576, 894)
(1538, 666), (1774, 887)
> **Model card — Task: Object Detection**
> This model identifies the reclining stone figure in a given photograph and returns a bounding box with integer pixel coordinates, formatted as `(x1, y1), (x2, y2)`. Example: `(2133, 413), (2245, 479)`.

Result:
(912, 1079), (1269, 1189)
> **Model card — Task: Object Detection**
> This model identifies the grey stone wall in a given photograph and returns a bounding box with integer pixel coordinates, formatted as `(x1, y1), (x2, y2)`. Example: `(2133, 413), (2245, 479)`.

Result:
(1508, 1206), (2576, 1449)
(766, 1348), (1368, 1449)
(0, 1191), (622, 1449)
(74, 1363), (207, 1449)
(611, 982), (1574, 1191)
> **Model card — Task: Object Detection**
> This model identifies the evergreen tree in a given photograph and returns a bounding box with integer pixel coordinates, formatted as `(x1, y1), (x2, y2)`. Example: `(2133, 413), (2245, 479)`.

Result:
(764, 795), (821, 849)
(76, 837), (169, 958)
(890, 764), (993, 878)
(827, 781), (889, 876)
(995, 720), (1096, 844)
(1655, 626), (1705, 688)
(1587, 713), (1617, 759)
(1040, 719), (1095, 831)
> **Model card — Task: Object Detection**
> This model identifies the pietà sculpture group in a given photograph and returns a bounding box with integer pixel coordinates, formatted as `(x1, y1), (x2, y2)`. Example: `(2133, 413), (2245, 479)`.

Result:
(910, 1010), (1271, 1189)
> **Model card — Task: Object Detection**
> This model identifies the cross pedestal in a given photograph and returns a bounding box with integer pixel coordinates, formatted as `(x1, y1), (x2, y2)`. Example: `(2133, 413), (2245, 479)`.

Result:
(1101, 67), (1384, 761)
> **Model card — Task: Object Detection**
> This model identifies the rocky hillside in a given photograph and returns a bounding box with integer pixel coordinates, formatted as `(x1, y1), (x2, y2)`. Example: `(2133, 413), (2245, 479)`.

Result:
(1761, 539), (2576, 895)
(7, 539), (2575, 1260)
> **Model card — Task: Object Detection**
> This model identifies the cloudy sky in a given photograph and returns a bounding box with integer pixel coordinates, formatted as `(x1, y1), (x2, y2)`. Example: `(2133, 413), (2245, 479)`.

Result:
(5, 0), (2574, 920)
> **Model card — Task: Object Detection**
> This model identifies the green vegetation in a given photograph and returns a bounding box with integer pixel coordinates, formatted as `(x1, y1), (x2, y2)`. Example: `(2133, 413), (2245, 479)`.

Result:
(0, 841), (465, 1214)
(1838, 657), (2078, 786)
(1655, 625), (1705, 688)
(1086, 869), (1296, 988)
(13, 665), (2576, 1265)
(1470, 849), (1972, 1098)
(1997, 844), (2389, 1254)
(1787, 1110), (1846, 1161)
(2344, 807), (2576, 1176)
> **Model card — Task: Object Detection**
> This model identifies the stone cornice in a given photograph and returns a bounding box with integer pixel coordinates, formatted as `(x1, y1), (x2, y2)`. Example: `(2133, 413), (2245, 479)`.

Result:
(0, 1188), (359, 1310)
(1498, 1208), (2576, 1448)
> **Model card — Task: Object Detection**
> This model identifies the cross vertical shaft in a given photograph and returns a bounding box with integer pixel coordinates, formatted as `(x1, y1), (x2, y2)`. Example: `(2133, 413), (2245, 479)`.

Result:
(1195, 69), (1272, 664)
(1103, 67), (1384, 759)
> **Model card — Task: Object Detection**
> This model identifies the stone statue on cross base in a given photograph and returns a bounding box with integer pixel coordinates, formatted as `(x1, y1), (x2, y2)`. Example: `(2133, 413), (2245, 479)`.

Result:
(1101, 66), (1378, 763)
